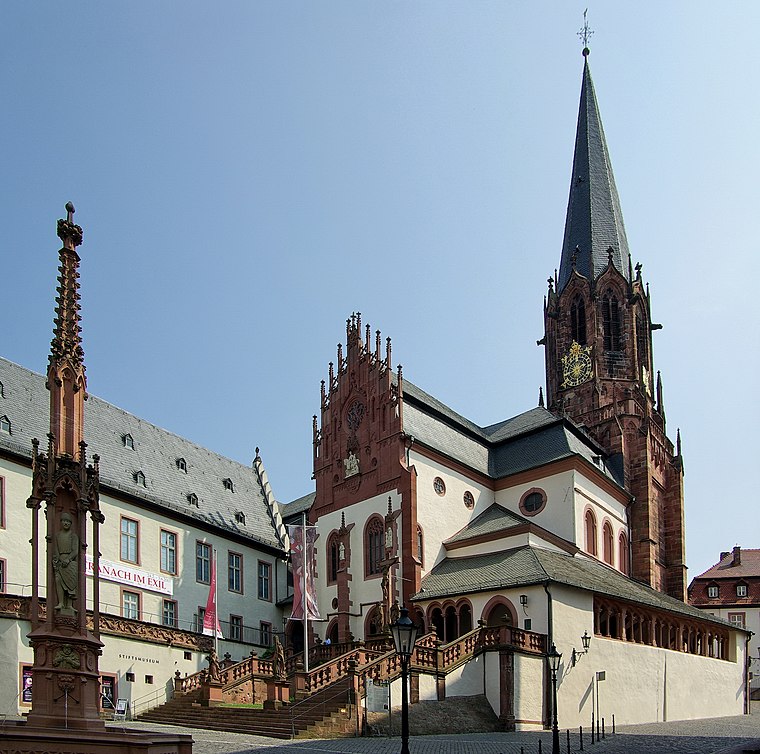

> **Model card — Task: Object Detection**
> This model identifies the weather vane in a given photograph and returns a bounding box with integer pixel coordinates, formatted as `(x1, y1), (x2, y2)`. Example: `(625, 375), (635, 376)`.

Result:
(578, 9), (594, 55)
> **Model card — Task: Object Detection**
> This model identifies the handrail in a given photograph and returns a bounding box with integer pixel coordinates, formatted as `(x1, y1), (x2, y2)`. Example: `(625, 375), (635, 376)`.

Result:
(131, 683), (172, 718)
(289, 680), (354, 740)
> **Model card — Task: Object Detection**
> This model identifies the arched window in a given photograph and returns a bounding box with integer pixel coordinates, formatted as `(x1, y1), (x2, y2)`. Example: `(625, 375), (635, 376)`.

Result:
(327, 533), (339, 584)
(571, 297), (587, 345)
(584, 509), (598, 556)
(618, 532), (629, 574)
(365, 516), (384, 576)
(602, 521), (614, 565)
(602, 292), (621, 351)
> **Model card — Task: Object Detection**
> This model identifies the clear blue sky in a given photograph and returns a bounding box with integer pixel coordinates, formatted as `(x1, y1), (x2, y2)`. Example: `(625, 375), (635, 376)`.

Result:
(2, 2), (758, 581)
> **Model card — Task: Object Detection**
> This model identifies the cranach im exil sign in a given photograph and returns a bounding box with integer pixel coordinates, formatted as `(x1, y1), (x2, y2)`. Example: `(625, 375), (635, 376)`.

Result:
(85, 556), (173, 595)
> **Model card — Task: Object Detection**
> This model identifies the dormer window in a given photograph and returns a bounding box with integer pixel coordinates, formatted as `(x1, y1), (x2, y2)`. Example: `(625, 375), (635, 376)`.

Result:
(0, 381), (5, 397)
(0, 416), (10, 434)
(133, 470), (146, 487)
(176, 458), (187, 473)
(737, 583), (748, 598)
(123, 434), (134, 450)
(707, 584), (719, 599)
(187, 493), (199, 507)
(223, 478), (234, 492)
(234, 511), (246, 525)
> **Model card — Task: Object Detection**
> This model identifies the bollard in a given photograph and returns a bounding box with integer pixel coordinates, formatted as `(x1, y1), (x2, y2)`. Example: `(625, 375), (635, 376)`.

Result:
(596, 717), (600, 741)
(602, 717), (605, 739)
(612, 714), (615, 735)
(538, 740), (542, 754)
(591, 715), (595, 744)
(579, 725), (584, 750)
(521, 748), (524, 754)
(567, 728), (570, 753)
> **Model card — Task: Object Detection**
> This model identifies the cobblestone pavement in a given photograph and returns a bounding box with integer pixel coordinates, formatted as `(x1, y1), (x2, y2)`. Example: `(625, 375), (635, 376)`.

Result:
(117, 704), (760, 754)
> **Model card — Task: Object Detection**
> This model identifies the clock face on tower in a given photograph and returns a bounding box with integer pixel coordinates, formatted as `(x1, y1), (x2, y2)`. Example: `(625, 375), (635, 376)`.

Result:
(561, 341), (593, 388)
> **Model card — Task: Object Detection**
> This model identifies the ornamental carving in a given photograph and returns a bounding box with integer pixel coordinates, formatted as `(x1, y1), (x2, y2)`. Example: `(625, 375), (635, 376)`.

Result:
(346, 400), (365, 431)
(52, 644), (80, 670)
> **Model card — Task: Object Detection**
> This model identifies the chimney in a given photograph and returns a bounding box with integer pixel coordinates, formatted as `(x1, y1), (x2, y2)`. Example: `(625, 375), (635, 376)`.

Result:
(732, 546), (741, 566)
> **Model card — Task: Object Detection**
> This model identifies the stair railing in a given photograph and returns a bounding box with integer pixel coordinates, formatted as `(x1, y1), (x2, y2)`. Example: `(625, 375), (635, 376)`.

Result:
(131, 682), (173, 718)
(289, 679), (354, 740)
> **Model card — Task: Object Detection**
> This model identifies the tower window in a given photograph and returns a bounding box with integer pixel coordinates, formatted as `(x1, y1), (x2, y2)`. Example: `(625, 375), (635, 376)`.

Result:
(571, 297), (587, 345)
(602, 293), (621, 351)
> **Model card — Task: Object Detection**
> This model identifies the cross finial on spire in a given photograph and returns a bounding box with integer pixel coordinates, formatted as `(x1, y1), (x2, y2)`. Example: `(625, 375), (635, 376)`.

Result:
(578, 9), (594, 56)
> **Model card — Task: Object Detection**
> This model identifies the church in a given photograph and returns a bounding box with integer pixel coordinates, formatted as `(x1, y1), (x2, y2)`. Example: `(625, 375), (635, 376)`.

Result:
(0, 48), (750, 733)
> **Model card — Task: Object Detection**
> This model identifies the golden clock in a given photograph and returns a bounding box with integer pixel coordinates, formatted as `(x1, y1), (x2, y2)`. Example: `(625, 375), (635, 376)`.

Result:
(561, 341), (593, 388)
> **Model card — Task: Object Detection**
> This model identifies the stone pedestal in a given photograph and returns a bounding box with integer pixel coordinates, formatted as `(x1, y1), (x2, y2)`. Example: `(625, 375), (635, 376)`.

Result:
(25, 625), (105, 731)
(200, 680), (224, 706)
(264, 680), (290, 709)
(0, 723), (192, 753)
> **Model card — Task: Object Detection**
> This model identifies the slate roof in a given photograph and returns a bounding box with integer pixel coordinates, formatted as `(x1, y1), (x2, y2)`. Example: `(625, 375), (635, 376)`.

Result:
(414, 545), (739, 630)
(558, 55), (631, 292)
(444, 503), (528, 545)
(693, 549), (760, 580)
(0, 357), (284, 551)
(401, 379), (623, 489)
(281, 491), (316, 523)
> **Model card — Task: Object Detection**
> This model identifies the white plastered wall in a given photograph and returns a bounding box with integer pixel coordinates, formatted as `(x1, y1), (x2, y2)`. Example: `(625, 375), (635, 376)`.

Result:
(550, 584), (746, 726)
(312, 489), (403, 641)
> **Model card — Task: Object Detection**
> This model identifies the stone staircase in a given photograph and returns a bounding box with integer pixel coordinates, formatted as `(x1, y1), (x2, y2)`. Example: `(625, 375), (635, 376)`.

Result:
(137, 677), (355, 739)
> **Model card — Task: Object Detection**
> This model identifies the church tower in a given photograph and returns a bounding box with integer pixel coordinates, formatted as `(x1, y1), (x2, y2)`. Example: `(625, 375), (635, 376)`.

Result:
(542, 50), (687, 601)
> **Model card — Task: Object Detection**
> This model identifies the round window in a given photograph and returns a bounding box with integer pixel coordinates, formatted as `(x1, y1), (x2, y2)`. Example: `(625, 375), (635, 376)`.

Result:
(519, 488), (547, 516)
(433, 477), (446, 496)
(463, 491), (475, 509)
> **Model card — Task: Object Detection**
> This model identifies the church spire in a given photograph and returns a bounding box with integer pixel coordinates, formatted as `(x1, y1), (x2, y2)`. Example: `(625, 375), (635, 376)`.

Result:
(48, 202), (87, 458)
(557, 51), (630, 292)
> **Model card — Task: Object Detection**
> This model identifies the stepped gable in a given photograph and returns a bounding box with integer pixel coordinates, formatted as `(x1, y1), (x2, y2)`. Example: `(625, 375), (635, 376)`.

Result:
(0, 356), (283, 550)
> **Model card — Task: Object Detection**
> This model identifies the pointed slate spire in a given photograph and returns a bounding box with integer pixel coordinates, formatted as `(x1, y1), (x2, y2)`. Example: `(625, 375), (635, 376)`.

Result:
(558, 52), (631, 292)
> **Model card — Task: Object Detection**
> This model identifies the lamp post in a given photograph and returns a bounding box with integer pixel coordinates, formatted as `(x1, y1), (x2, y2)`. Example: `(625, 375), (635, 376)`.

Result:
(391, 606), (419, 754)
(548, 642), (562, 754)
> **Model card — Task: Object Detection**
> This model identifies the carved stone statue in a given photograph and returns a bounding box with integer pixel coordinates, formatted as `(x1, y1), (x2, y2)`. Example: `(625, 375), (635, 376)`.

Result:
(206, 648), (220, 682)
(272, 635), (286, 680)
(381, 568), (390, 627)
(343, 451), (359, 478)
(53, 512), (79, 613)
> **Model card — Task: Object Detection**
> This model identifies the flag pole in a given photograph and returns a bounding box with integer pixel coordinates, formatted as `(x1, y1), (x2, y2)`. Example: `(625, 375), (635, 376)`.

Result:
(214, 548), (219, 657)
(302, 512), (309, 673)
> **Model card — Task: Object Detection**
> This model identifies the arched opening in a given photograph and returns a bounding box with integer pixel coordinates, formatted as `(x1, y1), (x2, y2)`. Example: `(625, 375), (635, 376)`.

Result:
(602, 291), (621, 351)
(483, 599), (515, 627)
(571, 296), (587, 345)
(429, 607), (444, 640)
(458, 602), (472, 634)
(365, 605), (384, 639)
(585, 509), (598, 556)
(444, 605), (457, 642)
(602, 521), (614, 565)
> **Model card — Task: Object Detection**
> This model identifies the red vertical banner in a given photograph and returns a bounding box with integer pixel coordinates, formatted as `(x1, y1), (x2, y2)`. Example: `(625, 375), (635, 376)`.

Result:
(202, 551), (223, 637)
(289, 525), (320, 621)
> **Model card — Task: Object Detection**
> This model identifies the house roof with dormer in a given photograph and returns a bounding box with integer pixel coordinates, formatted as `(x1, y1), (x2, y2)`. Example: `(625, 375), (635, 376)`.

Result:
(692, 549), (760, 581)
(0, 356), (284, 552)
(557, 53), (631, 293)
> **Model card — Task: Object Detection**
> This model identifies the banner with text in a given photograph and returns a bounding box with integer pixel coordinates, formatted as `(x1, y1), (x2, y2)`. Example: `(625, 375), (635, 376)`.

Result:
(86, 556), (173, 595)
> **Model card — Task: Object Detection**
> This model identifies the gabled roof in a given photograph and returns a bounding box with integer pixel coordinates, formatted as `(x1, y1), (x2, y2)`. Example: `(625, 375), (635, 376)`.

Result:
(414, 545), (738, 630)
(692, 549), (760, 581)
(444, 503), (527, 545)
(281, 491), (316, 523)
(401, 378), (624, 489)
(558, 54), (631, 292)
(0, 357), (284, 551)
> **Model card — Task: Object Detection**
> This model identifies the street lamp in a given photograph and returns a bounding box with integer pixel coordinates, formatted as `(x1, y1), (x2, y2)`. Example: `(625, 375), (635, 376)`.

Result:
(548, 642), (562, 754)
(391, 606), (419, 754)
